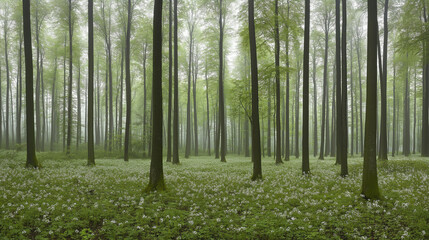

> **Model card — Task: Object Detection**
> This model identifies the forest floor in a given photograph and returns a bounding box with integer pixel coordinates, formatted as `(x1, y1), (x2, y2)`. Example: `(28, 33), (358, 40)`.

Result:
(0, 151), (428, 239)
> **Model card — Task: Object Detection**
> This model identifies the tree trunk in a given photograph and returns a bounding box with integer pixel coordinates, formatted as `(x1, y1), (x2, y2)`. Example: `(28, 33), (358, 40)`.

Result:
(77, 60), (81, 150)
(295, 57), (300, 158)
(302, 0), (310, 174)
(219, 0), (226, 162)
(335, 0), (342, 165)
(173, 0), (180, 164)
(362, 0), (380, 199)
(285, 0), (290, 161)
(88, 0), (95, 165)
(274, 0), (282, 164)
(66, 0), (73, 155)
(312, 44), (317, 157)
(340, 0), (348, 177)
(23, 0), (40, 168)
(17, 32), (23, 145)
(205, 60), (211, 156)
(167, 0), (173, 162)
(193, 47), (199, 156)
(4, 18), (10, 149)
(185, 27), (193, 159)
(249, 0), (261, 180)
(146, 0), (165, 192)
(403, 52), (410, 156)
(379, 0), (389, 160)
(319, 22), (330, 160)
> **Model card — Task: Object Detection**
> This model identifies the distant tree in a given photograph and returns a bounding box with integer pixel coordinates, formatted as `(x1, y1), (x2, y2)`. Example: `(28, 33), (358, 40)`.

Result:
(124, 0), (133, 162)
(88, 0), (95, 166)
(302, 0), (310, 175)
(23, 0), (40, 168)
(173, 0), (180, 165)
(249, 0), (261, 181)
(146, 0), (165, 192)
(362, 0), (380, 200)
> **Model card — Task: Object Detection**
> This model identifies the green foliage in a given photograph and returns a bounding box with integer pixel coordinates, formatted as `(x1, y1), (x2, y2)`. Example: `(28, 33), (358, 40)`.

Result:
(1, 153), (428, 239)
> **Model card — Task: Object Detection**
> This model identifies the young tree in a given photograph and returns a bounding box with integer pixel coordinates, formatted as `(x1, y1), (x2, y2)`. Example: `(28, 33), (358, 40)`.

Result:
(23, 0), (39, 168)
(340, 0), (348, 177)
(335, 0), (342, 165)
(218, 0), (227, 163)
(146, 0), (166, 192)
(274, 0), (282, 164)
(379, 0), (389, 161)
(167, 0), (173, 162)
(88, 0), (95, 166)
(124, 0), (133, 162)
(249, 0), (261, 181)
(173, 0), (180, 165)
(66, 0), (74, 155)
(362, 0), (380, 200)
(302, 0), (310, 175)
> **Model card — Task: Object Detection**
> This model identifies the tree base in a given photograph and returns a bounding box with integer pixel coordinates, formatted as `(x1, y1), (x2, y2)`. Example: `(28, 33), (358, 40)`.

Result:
(144, 179), (166, 193)
(251, 174), (262, 181)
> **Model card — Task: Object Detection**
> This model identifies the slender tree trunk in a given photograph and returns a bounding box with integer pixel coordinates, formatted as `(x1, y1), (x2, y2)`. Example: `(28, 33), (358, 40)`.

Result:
(17, 32), (23, 145)
(312, 44), (317, 157)
(392, 54), (396, 156)
(41, 53), (46, 151)
(356, 36), (364, 157)
(63, 35), (66, 151)
(302, 0), (310, 174)
(4, 18), (10, 149)
(413, 68), (417, 154)
(379, 0), (389, 160)
(88, 0), (95, 165)
(268, 80), (271, 157)
(77, 60), (81, 150)
(351, 39), (354, 156)
(295, 57), (300, 158)
(173, 0), (180, 164)
(340, 0), (348, 176)
(185, 27), (193, 159)
(167, 0), (173, 162)
(23, 0), (40, 168)
(193, 46), (199, 156)
(219, 0), (226, 162)
(205, 60), (211, 156)
(66, 0), (73, 155)
(275, 0), (282, 164)
(403, 52), (410, 156)
(319, 24), (330, 160)
(285, 0), (290, 161)
(143, 43), (148, 157)
(335, 0), (342, 165)
(249, 0), (261, 180)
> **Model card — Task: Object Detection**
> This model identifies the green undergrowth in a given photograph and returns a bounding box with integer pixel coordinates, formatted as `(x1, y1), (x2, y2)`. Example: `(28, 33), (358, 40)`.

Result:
(0, 152), (428, 239)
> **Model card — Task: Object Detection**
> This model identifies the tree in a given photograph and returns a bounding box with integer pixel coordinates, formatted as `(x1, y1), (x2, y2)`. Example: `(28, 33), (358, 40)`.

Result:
(302, 0), (310, 175)
(66, 0), (74, 155)
(218, 0), (227, 163)
(379, 0), (389, 161)
(335, 0), (342, 165)
(167, 0), (173, 162)
(274, 0), (282, 164)
(319, 0), (333, 160)
(146, 0), (166, 192)
(362, 0), (380, 200)
(88, 0), (95, 166)
(173, 0), (180, 165)
(23, 0), (40, 168)
(185, 8), (196, 159)
(124, 0), (133, 162)
(249, 0), (261, 181)
(3, 9), (11, 149)
(340, 0), (348, 177)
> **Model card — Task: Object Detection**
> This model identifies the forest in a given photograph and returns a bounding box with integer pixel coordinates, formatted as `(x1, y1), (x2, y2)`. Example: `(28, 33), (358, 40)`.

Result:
(0, 0), (429, 239)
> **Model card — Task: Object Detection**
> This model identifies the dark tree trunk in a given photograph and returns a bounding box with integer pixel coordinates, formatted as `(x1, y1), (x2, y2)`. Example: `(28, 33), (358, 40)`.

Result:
(302, 0), (310, 174)
(335, 0), (342, 165)
(403, 53), (410, 156)
(319, 16), (330, 160)
(362, 0), (380, 199)
(17, 32), (23, 145)
(66, 0), (73, 155)
(379, 0), (389, 160)
(285, 0), (290, 161)
(4, 18), (10, 149)
(219, 0), (227, 162)
(422, 3), (429, 157)
(167, 0), (173, 162)
(88, 0), (95, 165)
(23, 0), (39, 168)
(185, 26), (193, 159)
(312, 45), (317, 157)
(173, 0), (180, 164)
(205, 60), (211, 156)
(249, 0), (261, 180)
(274, 0), (282, 164)
(146, 0), (165, 192)
(340, 0), (348, 177)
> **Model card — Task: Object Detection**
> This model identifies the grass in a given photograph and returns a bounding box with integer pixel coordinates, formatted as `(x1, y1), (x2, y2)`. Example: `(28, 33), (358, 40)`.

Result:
(0, 151), (428, 239)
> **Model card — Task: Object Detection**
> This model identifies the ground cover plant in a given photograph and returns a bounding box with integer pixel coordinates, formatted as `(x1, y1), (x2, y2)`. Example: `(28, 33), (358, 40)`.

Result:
(1, 152), (428, 239)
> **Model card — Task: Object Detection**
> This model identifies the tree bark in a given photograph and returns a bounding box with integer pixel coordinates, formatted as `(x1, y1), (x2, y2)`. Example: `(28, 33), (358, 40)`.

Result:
(275, 0), (282, 164)
(379, 0), (389, 160)
(173, 0), (180, 164)
(167, 0), (173, 162)
(66, 0), (73, 155)
(362, 0), (380, 199)
(302, 0), (310, 174)
(23, 0), (40, 168)
(88, 0), (95, 166)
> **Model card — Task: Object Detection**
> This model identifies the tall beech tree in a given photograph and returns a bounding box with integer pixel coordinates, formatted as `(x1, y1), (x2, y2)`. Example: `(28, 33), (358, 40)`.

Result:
(379, 0), (389, 161)
(23, 0), (39, 168)
(218, 0), (227, 163)
(302, 0), (310, 174)
(146, 0), (165, 192)
(88, 0), (95, 166)
(274, 0), (282, 164)
(249, 0), (261, 181)
(66, 0), (74, 155)
(362, 0), (380, 200)
(173, 0), (180, 165)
